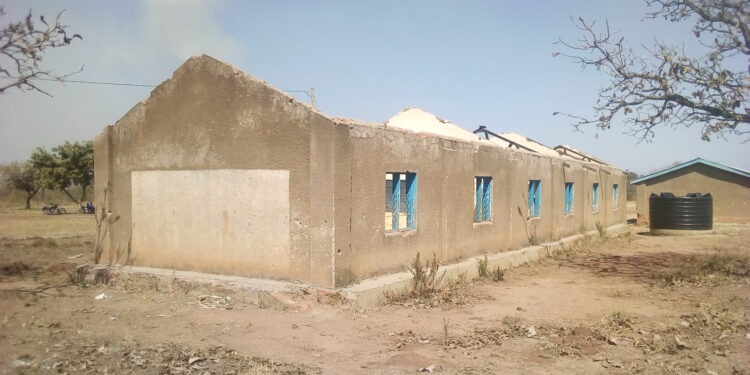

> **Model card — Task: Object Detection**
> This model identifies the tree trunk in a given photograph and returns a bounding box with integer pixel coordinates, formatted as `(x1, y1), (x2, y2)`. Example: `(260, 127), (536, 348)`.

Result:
(25, 189), (38, 209)
(80, 185), (88, 203)
(62, 188), (80, 204)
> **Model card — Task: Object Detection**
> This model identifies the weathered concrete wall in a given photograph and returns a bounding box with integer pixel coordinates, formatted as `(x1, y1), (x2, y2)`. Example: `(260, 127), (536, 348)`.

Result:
(635, 163), (750, 224)
(95, 55), (335, 287)
(93, 126), (112, 261)
(332, 123), (626, 286)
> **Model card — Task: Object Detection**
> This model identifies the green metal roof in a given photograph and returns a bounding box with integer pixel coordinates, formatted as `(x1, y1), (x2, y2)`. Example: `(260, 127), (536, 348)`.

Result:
(631, 158), (750, 184)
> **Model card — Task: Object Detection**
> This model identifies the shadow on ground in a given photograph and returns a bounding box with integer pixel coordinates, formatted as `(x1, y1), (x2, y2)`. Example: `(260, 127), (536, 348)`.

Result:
(561, 249), (748, 284)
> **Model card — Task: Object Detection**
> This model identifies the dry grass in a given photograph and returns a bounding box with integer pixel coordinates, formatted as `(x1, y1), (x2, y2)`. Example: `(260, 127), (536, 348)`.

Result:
(550, 231), (636, 263)
(0, 209), (95, 240)
(656, 246), (750, 287)
(551, 235), (596, 261)
(408, 252), (441, 297)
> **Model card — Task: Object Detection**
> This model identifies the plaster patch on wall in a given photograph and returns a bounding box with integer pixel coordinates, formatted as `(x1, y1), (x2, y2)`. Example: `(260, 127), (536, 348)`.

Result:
(131, 169), (291, 276)
(237, 109), (259, 129)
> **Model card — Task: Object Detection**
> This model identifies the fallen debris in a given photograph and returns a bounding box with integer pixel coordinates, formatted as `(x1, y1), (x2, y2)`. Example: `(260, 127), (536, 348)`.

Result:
(418, 364), (436, 372)
(29, 337), (316, 374)
(194, 295), (233, 310)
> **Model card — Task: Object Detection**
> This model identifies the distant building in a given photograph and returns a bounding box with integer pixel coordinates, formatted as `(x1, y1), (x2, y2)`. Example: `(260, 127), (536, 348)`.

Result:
(631, 158), (750, 224)
(94, 55), (626, 288)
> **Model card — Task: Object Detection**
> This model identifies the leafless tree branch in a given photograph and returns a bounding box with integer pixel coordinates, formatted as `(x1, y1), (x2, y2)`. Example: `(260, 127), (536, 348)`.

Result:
(0, 7), (82, 96)
(554, 0), (749, 141)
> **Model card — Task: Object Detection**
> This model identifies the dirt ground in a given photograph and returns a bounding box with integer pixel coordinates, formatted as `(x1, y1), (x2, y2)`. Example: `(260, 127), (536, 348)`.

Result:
(0, 208), (95, 240)
(0, 208), (748, 374)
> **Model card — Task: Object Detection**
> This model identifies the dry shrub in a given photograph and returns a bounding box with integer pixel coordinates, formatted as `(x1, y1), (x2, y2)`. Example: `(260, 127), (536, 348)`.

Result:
(67, 264), (90, 286)
(408, 252), (441, 297)
(595, 220), (608, 238)
(476, 255), (505, 282)
(490, 267), (505, 282)
(528, 231), (539, 246)
(93, 268), (114, 285)
(63, 265), (112, 287)
(476, 255), (489, 278)
(387, 254), (489, 308)
(600, 311), (636, 330)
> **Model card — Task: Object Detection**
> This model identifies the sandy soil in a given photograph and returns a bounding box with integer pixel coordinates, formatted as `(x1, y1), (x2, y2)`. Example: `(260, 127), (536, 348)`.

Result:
(0, 210), (748, 374)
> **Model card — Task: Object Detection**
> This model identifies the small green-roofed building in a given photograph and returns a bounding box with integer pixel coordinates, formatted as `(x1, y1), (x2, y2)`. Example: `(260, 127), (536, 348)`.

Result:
(631, 158), (750, 224)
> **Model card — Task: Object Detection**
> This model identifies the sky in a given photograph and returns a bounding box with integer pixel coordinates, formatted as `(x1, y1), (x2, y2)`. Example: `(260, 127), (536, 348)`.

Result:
(0, 0), (747, 175)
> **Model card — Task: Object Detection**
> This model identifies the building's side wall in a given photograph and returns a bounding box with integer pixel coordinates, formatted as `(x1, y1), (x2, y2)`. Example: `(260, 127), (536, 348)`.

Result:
(94, 56), (336, 287)
(610, 169), (628, 227)
(96, 56), (627, 288)
(93, 126), (112, 261)
(635, 164), (750, 224)
(333, 124), (626, 286)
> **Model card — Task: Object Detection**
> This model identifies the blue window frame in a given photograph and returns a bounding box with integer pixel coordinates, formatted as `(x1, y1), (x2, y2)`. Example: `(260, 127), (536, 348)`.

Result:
(385, 172), (417, 230)
(564, 182), (574, 214)
(612, 184), (619, 208)
(592, 182), (600, 211)
(474, 176), (492, 222)
(528, 180), (541, 217)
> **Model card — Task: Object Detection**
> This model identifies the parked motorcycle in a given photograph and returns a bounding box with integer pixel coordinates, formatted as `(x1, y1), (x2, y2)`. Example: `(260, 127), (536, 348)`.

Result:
(42, 204), (67, 215)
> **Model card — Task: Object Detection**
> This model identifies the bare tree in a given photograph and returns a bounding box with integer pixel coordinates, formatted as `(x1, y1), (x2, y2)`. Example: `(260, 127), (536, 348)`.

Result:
(554, 0), (749, 141)
(0, 7), (82, 96)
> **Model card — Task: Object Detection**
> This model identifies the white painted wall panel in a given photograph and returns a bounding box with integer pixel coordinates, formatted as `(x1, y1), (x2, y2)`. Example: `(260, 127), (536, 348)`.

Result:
(131, 169), (290, 276)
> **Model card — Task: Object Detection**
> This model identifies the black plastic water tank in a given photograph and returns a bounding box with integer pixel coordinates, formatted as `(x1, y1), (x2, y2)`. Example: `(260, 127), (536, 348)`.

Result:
(649, 193), (713, 230)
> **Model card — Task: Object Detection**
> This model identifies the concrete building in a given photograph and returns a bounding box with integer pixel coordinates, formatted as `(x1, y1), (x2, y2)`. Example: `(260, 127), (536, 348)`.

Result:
(632, 158), (750, 225)
(94, 55), (627, 288)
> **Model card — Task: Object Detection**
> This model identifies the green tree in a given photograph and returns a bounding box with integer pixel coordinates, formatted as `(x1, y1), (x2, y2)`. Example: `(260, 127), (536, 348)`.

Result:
(1, 161), (41, 209)
(555, 0), (748, 141)
(29, 141), (93, 204)
(53, 141), (94, 203)
(29, 146), (58, 193)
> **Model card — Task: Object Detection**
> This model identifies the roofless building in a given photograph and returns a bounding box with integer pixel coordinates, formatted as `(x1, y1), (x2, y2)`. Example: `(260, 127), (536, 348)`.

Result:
(94, 55), (626, 287)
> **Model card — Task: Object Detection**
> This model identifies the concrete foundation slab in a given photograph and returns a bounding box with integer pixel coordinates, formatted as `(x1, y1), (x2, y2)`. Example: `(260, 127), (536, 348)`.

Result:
(90, 264), (320, 309)
(649, 229), (714, 236)
(85, 224), (630, 310)
(340, 223), (631, 309)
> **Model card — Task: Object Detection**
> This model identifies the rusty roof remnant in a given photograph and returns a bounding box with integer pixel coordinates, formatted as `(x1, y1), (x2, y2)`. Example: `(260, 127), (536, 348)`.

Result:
(554, 145), (610, 165)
